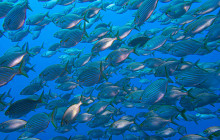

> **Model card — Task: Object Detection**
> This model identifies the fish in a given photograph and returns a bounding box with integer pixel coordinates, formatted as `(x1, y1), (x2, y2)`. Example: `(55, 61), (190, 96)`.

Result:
(61, 98), (82, 126)
(3, 0), (32, 30)
(19, 113), (50, 139)
(5, 91), (44, 118)
(0, 119), (27, 133)
(134, 0), (159, 26)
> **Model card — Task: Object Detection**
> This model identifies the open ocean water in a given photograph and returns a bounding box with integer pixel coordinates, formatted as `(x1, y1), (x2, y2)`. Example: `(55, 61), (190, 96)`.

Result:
(0, 0), (220, 139)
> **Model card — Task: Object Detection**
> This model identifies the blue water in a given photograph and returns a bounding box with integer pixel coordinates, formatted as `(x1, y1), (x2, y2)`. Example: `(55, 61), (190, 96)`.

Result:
(0, 0), (220, 139)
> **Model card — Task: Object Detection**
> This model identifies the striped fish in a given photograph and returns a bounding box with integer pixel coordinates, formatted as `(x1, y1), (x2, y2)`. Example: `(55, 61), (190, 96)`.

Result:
(141, 78), (168, 105)
(0, 61), (28, 87)
(91, 37), (117, 54)
(54, 29), (70, 39)
(61, 100), (82, 126)
(0, 2), (14, 19)
(115, 25), (135, 40)
(5, 91), (44, 118)
(175, 67), (210, 87)
(60, 29), (84, 48)
(3, 0), (31, 30)
(55, 14), (84, 29)
(134, 0), (159, 26)
(73, 53), (92, 68)
(184, 15), (218, 37)
(77, 65), (102, 87)
(87, 101), (110, 115)
(20, 113), (50, 138)
(39, 63), (70, 81)
(167, 39), (203, 57)
(56, 81), (78, 91)
(106, 48), (134, 66)
(154, 61), (180, 77)
(194, 0), (220, 15)
(143, 35), (168, 51)
(0, 119), (27, 133)
(20, 83), (43, 95)
(0, 43), (29, 67)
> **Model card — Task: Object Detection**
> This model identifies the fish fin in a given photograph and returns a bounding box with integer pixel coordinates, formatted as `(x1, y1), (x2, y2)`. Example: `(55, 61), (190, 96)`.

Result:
(83, 21), (89, 37)
(25, 42), (31, 56)
(133, 44), (140, 56)
(177, 126), (187, 136)
(165, 66), (173, 83)
(187, 88), (196, 99)
(194, 59), (200, 68)
(51, 106), (58, 129)
(9, 98), (14, 105)
(27, 4), (33, 11)
(100, 61), (108, 81)
(72, 124), (78, 131)
(115, 30), (122, 41)
(30, 64), (36, 72)
(180, 109), (188, 121)
(83, 14), (89, 23)
(41, 42), (45, 49)
(65, 61), (70, 74)
(18, 61), (29, 78)
(38, 90), (44, 103)
(4, 135), (9, 140)
(170, 116), (179, 126)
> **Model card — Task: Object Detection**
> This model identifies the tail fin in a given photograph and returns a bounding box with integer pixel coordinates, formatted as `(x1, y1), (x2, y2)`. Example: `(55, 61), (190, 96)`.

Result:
(18, 61), (29, 78)
(6, 88), (12, 98)
(51, 106), (58, 129)
(38, 90), (44, 103)
(177, 126), (187, 136)
(29, 64), (36, 72)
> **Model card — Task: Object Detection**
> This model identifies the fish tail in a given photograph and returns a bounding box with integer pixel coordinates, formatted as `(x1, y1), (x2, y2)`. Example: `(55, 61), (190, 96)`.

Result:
(72, 124), (78, 131)
(51, 106), (58, 129)
(170, 116), (179, 126)
(177, 126), (187, 136)
(133, 44), (140, 56)
(41, 42), (45, 49)
(191, 0), (201, 3)
(65, 61), (70, 73)
(165, 66), (174, 83)
(25, 0), (33, 11)
(38, 90), (44, 103)
(180, 109), (188, 121)
(83, 21), (89, 37)
(9, 98), (14, 105)
(30, 64), (36, 72)
(25, 42), (31, 56)
(18, 60), (29, 78)
(6, 88), (12, 98)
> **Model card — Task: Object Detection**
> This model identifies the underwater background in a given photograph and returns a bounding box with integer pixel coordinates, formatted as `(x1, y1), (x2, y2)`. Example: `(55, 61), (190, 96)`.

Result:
(0, 0), (220, 139)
